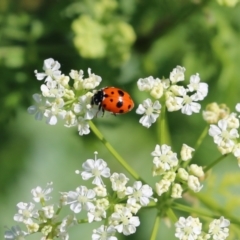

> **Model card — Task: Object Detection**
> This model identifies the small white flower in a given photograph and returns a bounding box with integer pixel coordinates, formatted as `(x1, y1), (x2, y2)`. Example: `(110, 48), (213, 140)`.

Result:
(155, 179), (171, 196)
(137, 76), (155, 91)
(189, 164), (204, 178)
(203, 102), (230, 124)
(41, 225), (52, 236)
(209, 119), (239, 148)
(180, 144), (195, 161)
(94, 185), (107, 197)
(218, 144), (235, 155)
(88, 206), (107, 223)
(175, 216), (202, 240)
(31, 182), (53, 203)
(55, 74), (70, 87)
(13, 202), (38, 224)
(83, 68), (102, 90)
(208, 216), (230, 240)
(27, 93), (47, 121)
(70, 69), (84, 81)
(177, 168), (189, 181)
(165, 95), (183, 112)
(150, 78), (164, 99)
(66, 186), (96, 213)
(77, 117), (90, 135)
(187, 73), (208, 101)
(44, 102), (66, 125)
(110, 173), (129, 192)
(151, 144), (178, 171)
(92, 225), (117, 240)
(4, 225), (27, 240)
(169, 85), (186, 96)
(64, 88), (75, 99)
(163, 171), (176, 182)
(152, 165), (165, 176)
(187, 175), (203, 192)
(136, 98), (161, 128)
(225, 113), (239, 129)
(171, 183), (183, 198)
(26, 222), (39, 233)
(78, 152), (111, 186)
(110, 207), (140, 236)
(236, 103), (240, 113)
(34, 58), (61, 82)
(96, 198), (109, 209)
(42, 205), (55, 219)
(181, 94), (201, 115)
(74, 92), (96, 120)
(70, 69), (84, 90)
(126, 201), (141, 214)
(169, 66), (185, 83)
(126, 181), (154, 206)
(232, 143), (240, 158)
(64, 110), (77, 127)
(41, 80), (65, 98)
(59, 215), (78, 233)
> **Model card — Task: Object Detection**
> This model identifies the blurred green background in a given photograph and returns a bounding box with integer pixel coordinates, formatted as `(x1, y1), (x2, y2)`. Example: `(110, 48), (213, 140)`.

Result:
(1, 0), (240, 239)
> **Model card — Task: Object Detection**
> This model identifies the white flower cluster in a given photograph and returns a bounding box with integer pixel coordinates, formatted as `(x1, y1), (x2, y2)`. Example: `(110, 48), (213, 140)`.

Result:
(175, 216), (230, 240)
(5, 152), (155, 240)
(28, 58), (102, 135)
(207, 103), (240, 166)
(136, 66), (208, 128)
(151, 144), (204, 197)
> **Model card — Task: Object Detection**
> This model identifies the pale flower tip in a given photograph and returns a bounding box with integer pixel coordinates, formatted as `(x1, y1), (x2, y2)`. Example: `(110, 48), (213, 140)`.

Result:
(75, 170), (80, 174)
(153, 198), (158, 202)
(94, 151), (98, 160)
(236, 103), (240, 112)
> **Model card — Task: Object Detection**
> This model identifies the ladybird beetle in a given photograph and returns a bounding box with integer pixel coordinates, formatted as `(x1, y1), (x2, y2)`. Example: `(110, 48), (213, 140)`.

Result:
(91, 87), (134, 115)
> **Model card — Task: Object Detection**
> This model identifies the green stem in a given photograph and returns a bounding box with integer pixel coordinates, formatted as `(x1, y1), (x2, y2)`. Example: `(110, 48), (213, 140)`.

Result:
(172, 203), (213, 218)
(158, 101), (171, 145)
(89, 121), (142, 181)
(194, 125), (209, 154)
(193, 193), (240, 225)
(173, 201), (240, 224)
(159, 102), (166, 145)
(204, 154), (228, 172)
(166, 208), (178, 223)
(150, 214), (161, 240)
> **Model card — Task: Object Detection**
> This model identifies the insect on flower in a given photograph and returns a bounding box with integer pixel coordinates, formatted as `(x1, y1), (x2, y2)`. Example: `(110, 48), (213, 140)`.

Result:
(91, 87), (134, 115)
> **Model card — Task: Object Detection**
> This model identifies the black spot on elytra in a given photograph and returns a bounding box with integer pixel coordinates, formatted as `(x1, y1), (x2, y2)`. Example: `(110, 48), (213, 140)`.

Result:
(128, 104), (132, 109)
(110, 98), (114, 102)
(118, 90), (124, 96)
(119, 109), (124, 113)
(116, 101), (123, 108)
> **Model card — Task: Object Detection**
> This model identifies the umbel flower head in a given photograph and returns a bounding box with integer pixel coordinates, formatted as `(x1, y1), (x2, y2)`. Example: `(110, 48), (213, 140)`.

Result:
(151, 144), (204, 198)
(5, 152), (156, 240)
(136, 66), (208, 128)
(175, 216), (230, 240)
(206, 102), (240, 166)
(28, 58), (102, 136)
